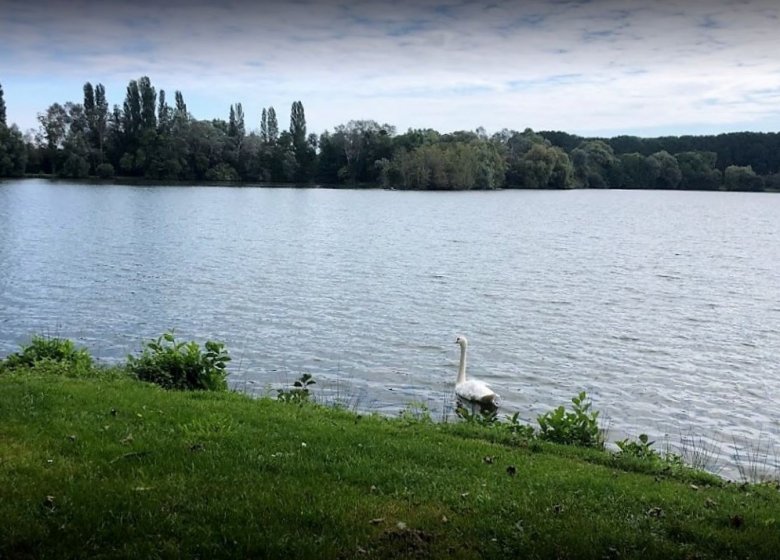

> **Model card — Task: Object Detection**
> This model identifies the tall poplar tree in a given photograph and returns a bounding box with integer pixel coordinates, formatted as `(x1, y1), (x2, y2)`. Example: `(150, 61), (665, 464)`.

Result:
(174, 91), (188, 121)
(0, 83), (6, 127)
(83, 83), (95, 119)
(234, 103), (245, 138)
(157, 89), (171, 133)
(290, 101), (313, 182)
(83, 82), (97, 169)
(267, 107), (278, 143)
(123, 80), (142, 138)
(260, 108), (268, 143)
(289, 101), (306, 148)
(94, 84), (108, 163)
(138, 76), (157, 130)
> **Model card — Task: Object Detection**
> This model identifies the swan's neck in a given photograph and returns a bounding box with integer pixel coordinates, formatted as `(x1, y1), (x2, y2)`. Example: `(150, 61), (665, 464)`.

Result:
(457, 344), (467, 384)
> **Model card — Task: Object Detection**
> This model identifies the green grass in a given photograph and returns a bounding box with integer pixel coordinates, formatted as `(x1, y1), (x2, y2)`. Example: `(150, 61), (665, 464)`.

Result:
(1, 368), (778, 559)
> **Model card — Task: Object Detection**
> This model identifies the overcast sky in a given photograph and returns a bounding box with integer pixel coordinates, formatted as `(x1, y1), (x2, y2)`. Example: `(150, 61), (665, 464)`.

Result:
(2, 0), (780, 138)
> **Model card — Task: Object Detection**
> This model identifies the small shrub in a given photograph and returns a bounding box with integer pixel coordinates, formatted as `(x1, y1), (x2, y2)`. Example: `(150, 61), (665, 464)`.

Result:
(96, 162), (115, 179)
(506, 411), (536, 439)
(616, 434), (660, 460)
(537, 392), (604, 448)
(277, 373), (315, 404)
(456, 403), (499, 426)
(399, 401), (433, 423)
(205, 163), (240, 182)
(1, 335), (93, 374)
(126, 332), (230, 391)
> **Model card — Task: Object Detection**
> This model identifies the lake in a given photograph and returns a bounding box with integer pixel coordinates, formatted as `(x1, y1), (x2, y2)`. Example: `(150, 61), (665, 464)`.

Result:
(1, 179), (778, 478)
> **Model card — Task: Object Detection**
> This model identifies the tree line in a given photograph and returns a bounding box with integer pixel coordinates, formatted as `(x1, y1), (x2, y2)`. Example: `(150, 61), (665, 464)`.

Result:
(1, 77), (779, 192)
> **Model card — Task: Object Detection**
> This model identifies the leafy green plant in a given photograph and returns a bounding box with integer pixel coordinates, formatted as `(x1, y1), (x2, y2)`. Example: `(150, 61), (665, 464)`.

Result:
(277, 373), (316, 404)
(126, 332), (230, 391)
(1, 335), (93, 374)
(505, 411), (536, 439)
(399, 401), (433, 423)
(455, 403), (499, 426)
(616, 434), (659, 460)
(537, 392), (604, 448)
(613, 434), (688, 474)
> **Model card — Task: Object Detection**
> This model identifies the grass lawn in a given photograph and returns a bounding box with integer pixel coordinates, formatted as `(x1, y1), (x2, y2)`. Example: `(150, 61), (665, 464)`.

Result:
(1, 369), (778, 559)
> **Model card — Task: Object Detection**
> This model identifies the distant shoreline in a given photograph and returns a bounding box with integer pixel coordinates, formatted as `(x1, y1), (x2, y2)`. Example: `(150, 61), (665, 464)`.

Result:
(8, 175), (779, 194)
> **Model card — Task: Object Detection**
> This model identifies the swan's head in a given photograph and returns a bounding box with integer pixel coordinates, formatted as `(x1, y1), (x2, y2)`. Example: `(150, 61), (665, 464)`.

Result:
(455, 335), (468, 347)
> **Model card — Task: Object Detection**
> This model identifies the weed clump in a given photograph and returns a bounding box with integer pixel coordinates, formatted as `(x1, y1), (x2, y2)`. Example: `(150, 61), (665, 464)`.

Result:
(537, 391), (604, 448)
(616, 433), (661, 460)
(0, 335), (93, 375)
(126, 331), (230, 391)
(276, 373), (316, 403)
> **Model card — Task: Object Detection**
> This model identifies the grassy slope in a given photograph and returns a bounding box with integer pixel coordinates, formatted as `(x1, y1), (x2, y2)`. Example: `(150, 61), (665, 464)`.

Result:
(1, 371), (778, 559)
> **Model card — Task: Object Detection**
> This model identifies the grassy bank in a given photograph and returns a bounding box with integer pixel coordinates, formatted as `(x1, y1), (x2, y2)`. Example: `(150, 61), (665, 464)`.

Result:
(1, 368), (779, 559)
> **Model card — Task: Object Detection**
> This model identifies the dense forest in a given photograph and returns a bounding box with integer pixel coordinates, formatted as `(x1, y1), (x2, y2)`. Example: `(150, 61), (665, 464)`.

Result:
(1, 77), (779, 191)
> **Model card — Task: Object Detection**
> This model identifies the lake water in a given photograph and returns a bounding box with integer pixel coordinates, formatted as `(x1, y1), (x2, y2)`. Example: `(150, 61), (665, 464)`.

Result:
(1, 179), (779, 478)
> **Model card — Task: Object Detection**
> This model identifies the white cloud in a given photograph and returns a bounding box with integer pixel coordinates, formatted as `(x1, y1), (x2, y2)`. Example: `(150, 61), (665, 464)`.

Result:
(2, 0), (780, 136)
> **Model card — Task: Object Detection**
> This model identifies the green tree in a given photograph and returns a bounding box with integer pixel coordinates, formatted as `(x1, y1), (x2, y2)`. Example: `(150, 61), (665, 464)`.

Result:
(227, 103), (245, 139)
(289, 101), (314, 182)
(123, 80), (142, 140)
(289, 101), (306, 147)
(571, 140), (617, 188)
(267, 107), (279, 144)
(0, 124), (27, 177)
(511, 142), (573, 189)
(138, 76), (157, 131)
(724, 165), (763, 191)
(648, 150), (681, 189)
(59, 102), (91, 178)
(617, 153), (659, 188)
(82, 82), (110, 171)
(174, 91), (188, 122)
(381, 136), (505, 191)
(93, 84), (109, 164)
(157, 89), (171, 134)
(237, 133), (266, 181)
(260, 108), (269, 143)
(0, 83), (27, 176)
(37, 103), (68, 175)
(501, 128), (548, 186)
(675, 151), (722, 190)
(0, 83), (6, 126)
(329, 120), (395, 184)
(117, 77), (160, 176)
(315, 130), (344, 183)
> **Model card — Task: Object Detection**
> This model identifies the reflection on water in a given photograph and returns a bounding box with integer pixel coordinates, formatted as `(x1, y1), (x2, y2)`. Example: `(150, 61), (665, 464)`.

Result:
(1, 179), (779, 478)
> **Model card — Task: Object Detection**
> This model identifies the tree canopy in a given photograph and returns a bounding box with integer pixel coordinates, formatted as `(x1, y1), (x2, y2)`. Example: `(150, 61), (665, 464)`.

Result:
(1, 77), (779, 192)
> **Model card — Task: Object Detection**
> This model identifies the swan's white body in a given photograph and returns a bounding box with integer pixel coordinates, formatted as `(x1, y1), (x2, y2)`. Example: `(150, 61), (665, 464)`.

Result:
(454, 336), (498, 406)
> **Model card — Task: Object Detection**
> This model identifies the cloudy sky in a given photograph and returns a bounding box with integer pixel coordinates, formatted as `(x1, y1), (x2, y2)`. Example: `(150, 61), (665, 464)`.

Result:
(2, 0), (780, 138)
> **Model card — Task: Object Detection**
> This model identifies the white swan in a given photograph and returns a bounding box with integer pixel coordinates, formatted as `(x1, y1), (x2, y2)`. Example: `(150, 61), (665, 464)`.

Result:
(454, 335), (498, 407)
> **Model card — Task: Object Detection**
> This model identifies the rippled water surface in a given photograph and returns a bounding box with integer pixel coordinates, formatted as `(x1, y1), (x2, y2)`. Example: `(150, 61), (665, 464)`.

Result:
(1, 180), (779, 477)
